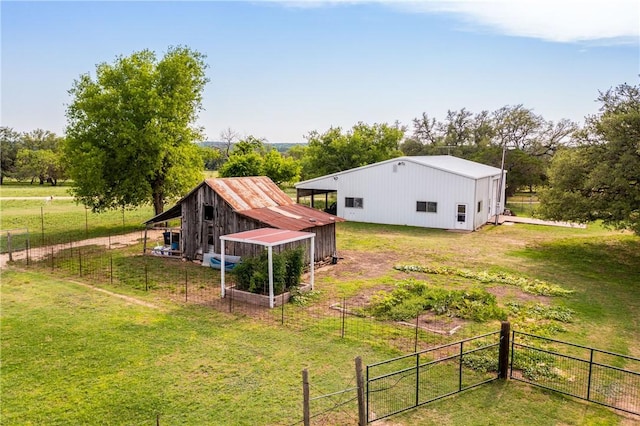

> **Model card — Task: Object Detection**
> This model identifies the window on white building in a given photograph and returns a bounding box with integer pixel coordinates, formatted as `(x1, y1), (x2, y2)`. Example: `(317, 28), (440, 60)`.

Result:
(417, 201), (437, 213)
(345, 197), (363, 208)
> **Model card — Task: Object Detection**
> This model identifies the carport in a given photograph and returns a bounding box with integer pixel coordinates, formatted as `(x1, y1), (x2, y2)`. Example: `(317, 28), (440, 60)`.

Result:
(220, 228), (316, 309)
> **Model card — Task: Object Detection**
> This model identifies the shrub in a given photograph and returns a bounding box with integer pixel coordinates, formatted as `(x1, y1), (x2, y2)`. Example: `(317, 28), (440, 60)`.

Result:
(231, 248), (304, 296)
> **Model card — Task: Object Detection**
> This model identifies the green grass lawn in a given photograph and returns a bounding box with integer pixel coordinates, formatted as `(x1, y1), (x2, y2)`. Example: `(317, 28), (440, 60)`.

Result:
(1, 214), (639, 424)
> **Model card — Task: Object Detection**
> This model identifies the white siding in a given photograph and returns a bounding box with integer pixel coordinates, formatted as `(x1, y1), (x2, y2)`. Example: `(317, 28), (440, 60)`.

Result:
(336, 160), (477, 230)
(296, 156), (505, 231)
(297, 175), (338, 191)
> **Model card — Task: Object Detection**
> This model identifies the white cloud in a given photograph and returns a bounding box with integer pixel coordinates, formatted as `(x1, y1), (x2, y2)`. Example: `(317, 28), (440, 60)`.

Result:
(273, 0), (640, 44)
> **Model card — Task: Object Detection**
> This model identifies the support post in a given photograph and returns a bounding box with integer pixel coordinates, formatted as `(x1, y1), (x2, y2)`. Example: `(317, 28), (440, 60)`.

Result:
(310, 236), (315, 290)
(268, 246), (274, 309)
(302, 369), (310, 426)
(498, 321), (511, 379)
(355, 356), (366, 426)
(220, 239), (226, 298)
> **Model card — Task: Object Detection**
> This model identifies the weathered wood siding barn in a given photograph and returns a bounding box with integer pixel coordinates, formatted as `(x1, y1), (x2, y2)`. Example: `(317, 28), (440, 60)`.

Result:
(146, 177), (343, 261)
(295, 156), (505, 232)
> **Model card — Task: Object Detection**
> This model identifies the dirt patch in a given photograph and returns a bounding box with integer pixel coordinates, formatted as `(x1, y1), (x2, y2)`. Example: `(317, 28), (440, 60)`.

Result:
(486, 285), (551, 304)
(315, 250), (404, 280)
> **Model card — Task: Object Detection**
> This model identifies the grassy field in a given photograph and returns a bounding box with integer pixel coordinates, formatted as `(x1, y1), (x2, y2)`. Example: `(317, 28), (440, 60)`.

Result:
(1, 192), (639, 424)
(0, 182), (164, 249)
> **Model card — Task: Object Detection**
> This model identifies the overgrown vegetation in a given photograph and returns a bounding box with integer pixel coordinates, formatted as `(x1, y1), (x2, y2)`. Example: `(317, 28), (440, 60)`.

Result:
(231, 247), (305, 295)
(363, 279), (506, 322)
(394, 264), (573, 296)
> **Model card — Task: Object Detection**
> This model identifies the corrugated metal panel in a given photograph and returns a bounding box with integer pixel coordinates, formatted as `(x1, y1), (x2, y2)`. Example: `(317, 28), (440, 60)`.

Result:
(238, 204), (344, 231)
(206, 177), (293, 211)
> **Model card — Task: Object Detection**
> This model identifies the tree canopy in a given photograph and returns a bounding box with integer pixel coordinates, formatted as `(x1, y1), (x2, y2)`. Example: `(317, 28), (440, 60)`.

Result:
(538, 82), (640, 234)
(0, 127), (66, 185)
(218, 136), (301, 185)
(401, 106), (578, 195)
(300, 122), (404, 179)
(64, 46), (208, 215)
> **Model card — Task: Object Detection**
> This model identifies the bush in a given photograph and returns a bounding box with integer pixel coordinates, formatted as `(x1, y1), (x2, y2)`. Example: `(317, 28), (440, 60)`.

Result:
(231, 248), (304, 296)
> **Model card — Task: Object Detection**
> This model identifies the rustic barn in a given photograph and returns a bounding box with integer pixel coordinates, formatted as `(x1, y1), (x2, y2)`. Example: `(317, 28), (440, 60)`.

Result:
(145, 176), (343, 262)
(295, 156), (505, 232)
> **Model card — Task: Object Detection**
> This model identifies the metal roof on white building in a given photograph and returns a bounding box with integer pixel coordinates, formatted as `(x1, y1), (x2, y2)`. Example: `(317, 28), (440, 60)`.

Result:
(406, 156), (502, 179)
(296, 155), (502, 187)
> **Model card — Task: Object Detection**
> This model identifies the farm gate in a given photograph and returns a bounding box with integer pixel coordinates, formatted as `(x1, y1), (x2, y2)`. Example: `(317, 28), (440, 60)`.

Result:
(365, 324), (639, 423)
(510, 331), (640, 415)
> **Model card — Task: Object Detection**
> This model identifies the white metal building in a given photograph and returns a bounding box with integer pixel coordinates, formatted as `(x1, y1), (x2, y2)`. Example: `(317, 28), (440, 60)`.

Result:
(295, 156), (506, 231)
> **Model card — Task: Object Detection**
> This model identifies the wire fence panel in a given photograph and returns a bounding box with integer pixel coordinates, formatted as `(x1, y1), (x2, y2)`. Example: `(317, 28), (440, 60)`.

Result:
(11, 240), (478, 359)
(0, 228), (30, 259)
(511, 331), (640, 415)
(366, 331), (501, 422)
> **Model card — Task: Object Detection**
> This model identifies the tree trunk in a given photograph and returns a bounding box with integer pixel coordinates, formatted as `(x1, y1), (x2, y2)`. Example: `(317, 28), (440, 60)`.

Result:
(153, 190), (164, 216)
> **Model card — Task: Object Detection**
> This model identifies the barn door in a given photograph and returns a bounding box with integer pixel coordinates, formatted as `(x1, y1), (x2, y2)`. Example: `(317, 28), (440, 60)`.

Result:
(455, 203), (467, 229)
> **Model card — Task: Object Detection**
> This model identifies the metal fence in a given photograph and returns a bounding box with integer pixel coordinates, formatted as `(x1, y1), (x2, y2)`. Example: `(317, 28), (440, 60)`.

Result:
(0, 228), (30, 257)
(7, 239), (474, 356)
(511, 331), (640, 415)
(365, 331), (502, 422)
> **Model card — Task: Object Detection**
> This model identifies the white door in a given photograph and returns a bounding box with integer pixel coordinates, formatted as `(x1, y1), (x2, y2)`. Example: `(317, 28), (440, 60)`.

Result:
(455, 203), (468, 230)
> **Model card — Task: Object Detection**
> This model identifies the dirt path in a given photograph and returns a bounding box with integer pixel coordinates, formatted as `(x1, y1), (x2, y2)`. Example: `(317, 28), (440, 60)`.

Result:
(0, 229), (164, 269)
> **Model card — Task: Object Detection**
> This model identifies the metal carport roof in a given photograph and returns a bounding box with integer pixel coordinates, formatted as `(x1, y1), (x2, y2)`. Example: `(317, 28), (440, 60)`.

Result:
(219, 228), (316, 309)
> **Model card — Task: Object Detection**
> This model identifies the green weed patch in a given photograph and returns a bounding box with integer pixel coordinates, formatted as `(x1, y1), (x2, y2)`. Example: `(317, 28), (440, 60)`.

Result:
(394, 264), (573, 296)
(362, 279), (506, 322)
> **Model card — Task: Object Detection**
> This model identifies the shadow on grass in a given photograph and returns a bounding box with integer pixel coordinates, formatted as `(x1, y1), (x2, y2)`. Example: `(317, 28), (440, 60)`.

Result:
(510, 235), (640, 283)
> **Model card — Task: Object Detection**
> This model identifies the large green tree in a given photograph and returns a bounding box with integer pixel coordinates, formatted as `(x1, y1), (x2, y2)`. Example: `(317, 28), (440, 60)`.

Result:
(13, 129), (66, 185)
(64, 46), (208, 215)
(538, 83), (640, 234)
(218, 136), (300, 184)
(0, 127), (22, 184)
(301, 122), (404, 179)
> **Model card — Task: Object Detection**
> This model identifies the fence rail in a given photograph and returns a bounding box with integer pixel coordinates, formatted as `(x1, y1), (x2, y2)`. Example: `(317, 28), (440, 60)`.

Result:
(510, 331), (640, 415)
(0, 228), (30, 257)
(7, 239), (473, 356)
(366, 331), (501, 422)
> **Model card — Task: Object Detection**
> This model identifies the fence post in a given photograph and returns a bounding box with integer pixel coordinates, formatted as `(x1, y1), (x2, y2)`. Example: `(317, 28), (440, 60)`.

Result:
(7, 232), (12, 262)
(110, 254), (113, 285)
(281, 291), (285, 325)
(341, 298), (346, 338)
(302, 369), (310, 426)
(145, 262), (149, 291)
(459, 341), (464, 391)
(26, 239), (30, 266)
(51, 247), (54, 271)
(415, 351), (420, 407)
(185, 269), (188, 303)
(414, 312), (420, 353)
(587, 348), (594, 401)
(355, 356), (366, 426)
(79, 249), (83, 277)
(41, 206), (45, 246)
(498, 321), (511, 379)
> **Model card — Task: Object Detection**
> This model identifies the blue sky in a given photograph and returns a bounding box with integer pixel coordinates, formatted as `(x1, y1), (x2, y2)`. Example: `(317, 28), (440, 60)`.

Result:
(2, 1), (638, 143)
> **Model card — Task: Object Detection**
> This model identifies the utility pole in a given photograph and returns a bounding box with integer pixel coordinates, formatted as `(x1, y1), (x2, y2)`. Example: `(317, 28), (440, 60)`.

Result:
(494, 144), (507, 226)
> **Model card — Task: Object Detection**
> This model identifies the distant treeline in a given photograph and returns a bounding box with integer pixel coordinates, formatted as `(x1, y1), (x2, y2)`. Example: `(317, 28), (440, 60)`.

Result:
(199, 141), (306, 153)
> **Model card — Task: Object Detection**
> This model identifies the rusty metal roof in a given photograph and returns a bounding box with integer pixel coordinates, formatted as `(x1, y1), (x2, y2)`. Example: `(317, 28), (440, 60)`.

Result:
(206, 177), (293, 211)
(237, 203), (344, 231)
(145, 176), (344, 230)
